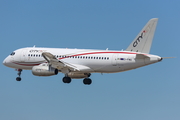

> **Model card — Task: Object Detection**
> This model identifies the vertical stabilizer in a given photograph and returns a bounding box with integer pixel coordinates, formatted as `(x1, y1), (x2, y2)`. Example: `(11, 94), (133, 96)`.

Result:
(126, 18), (158, 53)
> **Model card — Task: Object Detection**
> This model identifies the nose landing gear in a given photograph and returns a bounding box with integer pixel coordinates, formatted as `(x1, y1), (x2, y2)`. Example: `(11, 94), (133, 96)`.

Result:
(16, 69), (22, 81)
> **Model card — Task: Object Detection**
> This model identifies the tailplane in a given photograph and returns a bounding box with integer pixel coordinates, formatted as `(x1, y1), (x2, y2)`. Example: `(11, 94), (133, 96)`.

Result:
(126, 18), (158, 53)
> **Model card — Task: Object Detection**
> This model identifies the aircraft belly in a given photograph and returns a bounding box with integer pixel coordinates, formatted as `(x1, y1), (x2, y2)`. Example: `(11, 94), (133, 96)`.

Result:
(106, 59), (146, 73)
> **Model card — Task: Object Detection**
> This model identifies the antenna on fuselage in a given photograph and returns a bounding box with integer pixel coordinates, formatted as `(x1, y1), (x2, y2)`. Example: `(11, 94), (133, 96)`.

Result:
(33, 45), (36, 48)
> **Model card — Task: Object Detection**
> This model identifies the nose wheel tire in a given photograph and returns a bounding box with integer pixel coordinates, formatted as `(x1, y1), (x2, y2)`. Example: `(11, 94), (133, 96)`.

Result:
(62, 77), (71, 83)
(83, 78), (92, 85)
(16, 77), (21, 81)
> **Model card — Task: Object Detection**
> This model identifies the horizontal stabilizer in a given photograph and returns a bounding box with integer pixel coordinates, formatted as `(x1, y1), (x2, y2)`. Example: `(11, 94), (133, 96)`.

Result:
(136, 54), (150, 59)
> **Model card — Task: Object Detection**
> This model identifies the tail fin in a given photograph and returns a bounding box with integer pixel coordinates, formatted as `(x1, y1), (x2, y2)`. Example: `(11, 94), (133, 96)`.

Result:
(126, 18), (158, 53)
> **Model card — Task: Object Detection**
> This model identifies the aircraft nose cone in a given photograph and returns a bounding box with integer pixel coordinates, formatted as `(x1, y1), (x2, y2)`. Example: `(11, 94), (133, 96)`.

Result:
(3, 59), (6, 65)
(3, 58), (8, 66)
(3, 57), (12, 67)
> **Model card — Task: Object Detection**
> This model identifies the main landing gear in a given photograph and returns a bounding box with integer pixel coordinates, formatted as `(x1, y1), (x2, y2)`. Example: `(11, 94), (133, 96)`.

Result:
(62, 76), (72, 83)
(16, 69), (22, 81)
(83, 78), (92, 85)
(62, 76), (92, 85)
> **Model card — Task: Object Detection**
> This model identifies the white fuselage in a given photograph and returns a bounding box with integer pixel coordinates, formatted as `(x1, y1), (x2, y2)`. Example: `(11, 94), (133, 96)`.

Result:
(3, 47), (161, 73)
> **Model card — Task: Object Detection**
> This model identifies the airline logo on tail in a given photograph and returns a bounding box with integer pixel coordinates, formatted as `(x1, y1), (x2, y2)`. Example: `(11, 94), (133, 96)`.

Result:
(133, 30), (145, 47)
(133, 25), (150, 48)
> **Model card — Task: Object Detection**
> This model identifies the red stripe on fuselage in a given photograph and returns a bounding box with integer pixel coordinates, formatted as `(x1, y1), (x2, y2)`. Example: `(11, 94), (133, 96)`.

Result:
(13, 62), (40, 66)
(59, 51), (137, 59)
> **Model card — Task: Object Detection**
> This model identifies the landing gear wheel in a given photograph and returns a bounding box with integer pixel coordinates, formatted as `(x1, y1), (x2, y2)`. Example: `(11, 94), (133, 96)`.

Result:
(83, 78), (92, 85)
(62, 77), (71, 83)
(16, 77), (21, 81)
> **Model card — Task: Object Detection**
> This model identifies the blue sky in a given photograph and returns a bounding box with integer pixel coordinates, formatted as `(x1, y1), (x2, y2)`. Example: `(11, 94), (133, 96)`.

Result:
(0, 0), (179, 120)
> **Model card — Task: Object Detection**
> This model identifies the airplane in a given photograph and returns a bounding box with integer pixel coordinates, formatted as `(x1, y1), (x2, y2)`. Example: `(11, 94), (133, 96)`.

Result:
(3, 18), (165, 85)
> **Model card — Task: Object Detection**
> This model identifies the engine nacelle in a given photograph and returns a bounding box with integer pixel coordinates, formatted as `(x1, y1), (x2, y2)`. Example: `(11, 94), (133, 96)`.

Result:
(68, 72), (91, 79)
(32, 65), (58, 76)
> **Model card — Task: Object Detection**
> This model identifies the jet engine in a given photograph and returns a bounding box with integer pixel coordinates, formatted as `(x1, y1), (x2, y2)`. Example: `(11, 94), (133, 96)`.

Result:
(67, 72), (91, 79)
(32, 64), (58, 76)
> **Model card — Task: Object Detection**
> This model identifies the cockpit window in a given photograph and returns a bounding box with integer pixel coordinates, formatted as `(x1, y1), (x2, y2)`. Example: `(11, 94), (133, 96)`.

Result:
(10, 52), (15, 56)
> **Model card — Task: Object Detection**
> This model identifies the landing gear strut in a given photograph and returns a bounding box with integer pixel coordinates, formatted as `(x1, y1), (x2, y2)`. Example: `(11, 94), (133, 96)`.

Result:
(16, 69), (22, 81)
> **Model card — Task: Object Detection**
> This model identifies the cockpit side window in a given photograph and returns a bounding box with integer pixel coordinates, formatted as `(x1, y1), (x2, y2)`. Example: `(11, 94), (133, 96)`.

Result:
(10, 52), (15, 56)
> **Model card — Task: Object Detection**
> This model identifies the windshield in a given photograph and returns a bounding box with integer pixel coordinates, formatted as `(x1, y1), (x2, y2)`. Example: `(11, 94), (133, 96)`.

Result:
(10, 52), (15, 56)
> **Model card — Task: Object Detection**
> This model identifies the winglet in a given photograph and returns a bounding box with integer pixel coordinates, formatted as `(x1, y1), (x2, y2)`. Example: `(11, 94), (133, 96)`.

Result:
(126, 18), (158, 53)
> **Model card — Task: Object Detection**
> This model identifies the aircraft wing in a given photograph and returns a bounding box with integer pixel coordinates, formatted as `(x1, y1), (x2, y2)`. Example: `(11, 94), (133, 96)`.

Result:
(42, 52), (80, 71)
